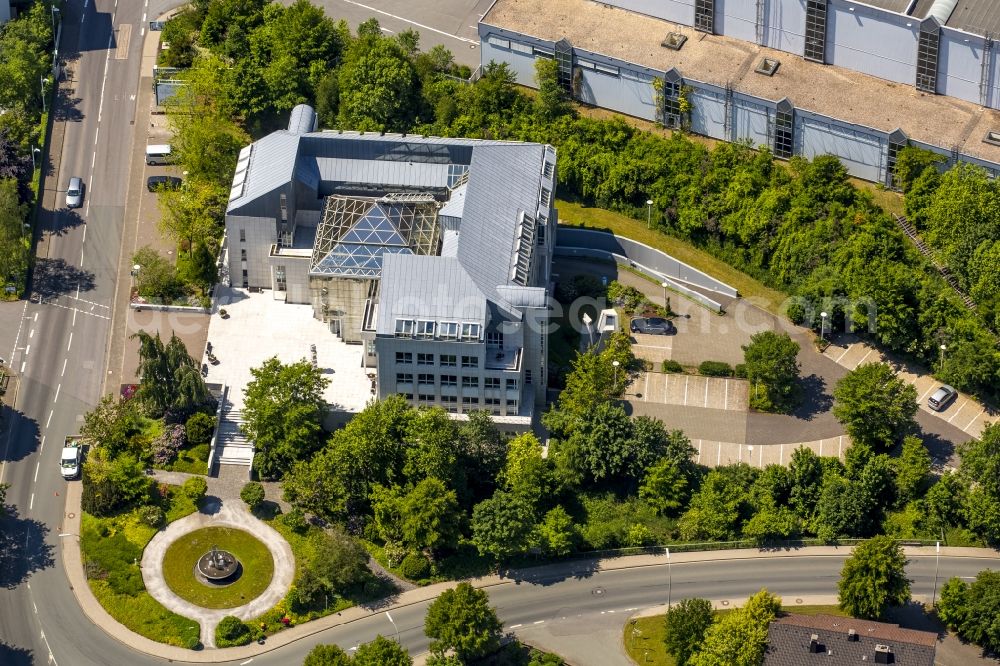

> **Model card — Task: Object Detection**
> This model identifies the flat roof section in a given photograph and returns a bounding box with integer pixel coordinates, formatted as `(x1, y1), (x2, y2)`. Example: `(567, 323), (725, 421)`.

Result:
(482, 0), (1000, 164)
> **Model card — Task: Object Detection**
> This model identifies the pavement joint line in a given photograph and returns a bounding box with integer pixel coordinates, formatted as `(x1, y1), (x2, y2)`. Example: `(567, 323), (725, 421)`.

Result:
(338, 0), (479, 45)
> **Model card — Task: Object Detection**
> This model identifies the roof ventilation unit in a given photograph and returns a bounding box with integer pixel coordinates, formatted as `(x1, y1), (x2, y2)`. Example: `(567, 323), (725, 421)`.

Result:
(848, 628), (859, 641)
(874, 644), (894, 664)
(808, 634), (822, 653)
(984, 130), (1000, 146)
(755, 58), (780, 76)
(661, 32), (687, 50)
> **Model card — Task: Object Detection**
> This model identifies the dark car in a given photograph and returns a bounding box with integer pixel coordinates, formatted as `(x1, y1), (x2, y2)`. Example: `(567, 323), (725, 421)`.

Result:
(630, 317), (675, 335)
(146, 175), (183, 192)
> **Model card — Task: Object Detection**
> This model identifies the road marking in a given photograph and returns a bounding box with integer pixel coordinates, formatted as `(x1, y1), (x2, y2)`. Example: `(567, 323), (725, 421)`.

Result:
(855, 349), (874, 368)
(94, 127), (100, 145)
(40, 436), (45, 453)
(116, 24), (132, 59)
(724, 379), (728, 410)
(947, 400), (966, 423)
(240, 660), (254, 665)
(380, 26), (395, 33)
(643, 373), (649, 402)
(834, 345), (851, 364)
(29, 328), (34, 338)
(533, 620), (545, 624)
(683, 376), (688, 405)
(33, 312), (37, 322)
(964, 408), (985, 432)
(716, 441), (721, 465)
(61, 358), (67, 377)
(703, 379), (708, 407)
(32, 600), (37, 613)
(46, 410), (53, 429)
(25, 344), (30, 357)
(339, 0), (478, 44)
(20, 361), (25, 373)
(918, 384), (936, 403)
(509, 624), (522, 629)
(54, 383), (61, 403)
(697, 439), (702, 464)
(29, 493), (34, 510)
(68, 332), (72, 350)
(34, 461), (40, 483)
(43, 301), (110, 320)
(72, 307), (77, 326)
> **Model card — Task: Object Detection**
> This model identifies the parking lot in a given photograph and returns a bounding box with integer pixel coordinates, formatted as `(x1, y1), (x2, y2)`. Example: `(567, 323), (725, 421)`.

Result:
(631, 371), (749, 412)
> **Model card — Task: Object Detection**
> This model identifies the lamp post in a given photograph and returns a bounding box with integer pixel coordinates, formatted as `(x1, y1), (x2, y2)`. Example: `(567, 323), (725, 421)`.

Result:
(31, 146), (41, 172)
(939, 344), (947, 371)
(131, 264), (141, 296)
(646, 199), (654, 229)
(931, 540), (941, 607)
(820, 311), (828, 342)
(612, 359), (620, 391)
(385, 611), (400, 642)
(666, 547), (672, 609)
(40, 76), (46, 113)
(661, 281), (669, 315)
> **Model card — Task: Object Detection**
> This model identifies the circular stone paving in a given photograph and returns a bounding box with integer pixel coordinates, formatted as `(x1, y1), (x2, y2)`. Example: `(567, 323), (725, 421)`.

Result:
(163, 526), (274, 609)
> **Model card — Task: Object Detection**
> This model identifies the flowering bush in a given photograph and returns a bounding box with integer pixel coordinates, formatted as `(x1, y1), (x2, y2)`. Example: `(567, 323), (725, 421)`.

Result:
(151, 424), (186, 466)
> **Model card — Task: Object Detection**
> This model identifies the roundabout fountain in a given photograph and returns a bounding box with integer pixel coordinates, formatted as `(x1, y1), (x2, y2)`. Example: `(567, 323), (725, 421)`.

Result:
(197, 545), (241, 585)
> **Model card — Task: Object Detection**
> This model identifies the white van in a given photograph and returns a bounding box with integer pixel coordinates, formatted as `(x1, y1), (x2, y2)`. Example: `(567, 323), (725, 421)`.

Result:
(145, 144), (173, 165)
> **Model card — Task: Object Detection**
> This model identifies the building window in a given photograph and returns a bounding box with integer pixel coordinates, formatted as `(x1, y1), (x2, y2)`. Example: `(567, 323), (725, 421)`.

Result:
(540, 188), (551, 207)
(441, 374), (457, 387)
(241, 269), (248, 288)
(462, 356), (478, 368)
(417, 353), (435, 366)
(441, 395), (457, 404)
(543, 161), (555, 180)
(418, 394), (434, 402)
(506, 378), (518, 390)
(554, 38), (574, 95)
(274, 265), (286, 292)
(525, 370), (532, 384)
(280, 193), (288, 222)
(462, 396), (479, 406)
(418, 373), (434, 386)
(439, 321), (459, 340)
(486, 331), (503, 346)
(485, 377), (501, 390)
(662, 70), (683, 128)
(485, 397), (500, 406)
(506, 399), (518, 410)
(773, 100), (794, 160)
(441, 354), (457, 367)
(240, 249), (247, 261)
(460, 323), (481, 341)
(694, 0), (714, 34)
(398, 393), (413, 400)
(396, 373), (413, 384)
(537, 222), (545, 246)
(462, 376), (479, 388)
(886, 130), (908, 190)
(916, 19), (940, 94)
(239, 228), (246, 243)
(395, 352), (412, 364)
(803, 0), (827, 64)
(415, 320), (435, 339)
(395, 319), (415, 337)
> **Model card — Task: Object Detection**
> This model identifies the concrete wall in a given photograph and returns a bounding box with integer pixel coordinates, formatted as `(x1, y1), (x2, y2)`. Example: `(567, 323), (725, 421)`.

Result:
(717, 0), (760, 44)
(797, 110), (885, 182)
(938, 28), (994, 107)
(826, 0), (917, 86)
(689, 84), (729, 140)
(601, 0), (694, 24)
(267, 253), (310, 304)
(733, 93), (773, 149)
(226, 215), (276, 289)
(763, 0), (807, 53)
(555, 227), (737, 297)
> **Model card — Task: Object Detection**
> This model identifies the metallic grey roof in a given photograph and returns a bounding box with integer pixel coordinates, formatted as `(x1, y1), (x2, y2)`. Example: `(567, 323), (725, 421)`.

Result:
(946, 0), (1000, 36)
(849, 0), (914, 14)
(376, 255), (487, 329)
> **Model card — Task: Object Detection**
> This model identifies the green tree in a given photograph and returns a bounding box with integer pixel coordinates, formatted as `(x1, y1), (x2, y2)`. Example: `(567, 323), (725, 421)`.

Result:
(935, 576), (969, 631)
(424, 582), (503, 662)
(131, 246), (181, 301)
(936, 570), (1000, 653)
(640, 458), (689, 516)
(919, 471), (966, 534)
(242, 356), (329, 480)
(0, 179), (28, 287)
(80, 395), (141, 457)
(283, 446), (350, 521)
(240, 481), (266, 510)
(565, 404), (670, 488)
(689, 589), (781, 666)
(535, 506), (579, 556)
(353, 635), (412, 666)
(957, 423), (1000, 543)
(182, 476), (207, 503)
(458, 410), (507, 502)
(80, 448), (152, 516)
(679, 464), (758, 541)
(837, 536), (910, 619)
(337, 35), (420, 132)
(185, 412), (216, 445)
(471, 490), (536, 560)
(309, 527), (370, 591)
(534, 57), (568, 119)
(157, 179), (227, 253)
(893, 436), (931, 505)
(400, 477), (462, 554)
(741, 331), (800, 412)
(303, 643), (352, 666)
(501, 432), (551, 500)
(215, 615), (253, 648)
(403, 408), (464, 492)
(832, 362), (917, 449)
(741, 506), (800, 545)
(663, 597), (714, 666)
(131, 331), (208, 417)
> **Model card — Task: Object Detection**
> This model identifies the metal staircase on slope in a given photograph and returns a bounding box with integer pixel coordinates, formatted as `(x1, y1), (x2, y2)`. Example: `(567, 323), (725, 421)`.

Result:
(894, 214), (976, 310)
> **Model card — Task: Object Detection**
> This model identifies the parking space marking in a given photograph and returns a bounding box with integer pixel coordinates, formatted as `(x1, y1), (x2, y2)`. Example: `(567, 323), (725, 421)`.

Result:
(834, 345), (852, 364)
(703, 379), (709, 408)
(644, 373), (649, 402)
(716, 442), (721, 466)
(697, 440), (702, 464)
(683, 376), (689, 406)
(855, 349), (874, 368)
(917, 384), (936, 403)
(724, 380), (729, 410)
(947, 400), (967, 424)
(963, 409), (985, 432)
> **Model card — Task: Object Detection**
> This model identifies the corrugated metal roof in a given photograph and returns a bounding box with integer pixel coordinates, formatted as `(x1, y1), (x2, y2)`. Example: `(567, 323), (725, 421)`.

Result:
(439, 183), (468, 218)
(376, 255), (487, 331)
(313, 158), (451, 189)
(946, 0), (1000, 36)
(227, 132), (300, 214)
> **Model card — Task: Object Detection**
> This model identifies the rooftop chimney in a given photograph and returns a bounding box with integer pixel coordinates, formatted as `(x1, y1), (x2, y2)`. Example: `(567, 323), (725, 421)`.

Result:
(874, 644), (894, 664)
(809, 633), (822, 654)
(848, 628), (859, 641)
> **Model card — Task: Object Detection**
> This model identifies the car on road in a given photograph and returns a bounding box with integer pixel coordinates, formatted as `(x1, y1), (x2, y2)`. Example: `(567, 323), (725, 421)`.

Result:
(630, 317), (676, 335)
(60, 436), (83, 480)
(927, 385), (957, 412)
(146, 175), (182, 192)
(65, 176), (84, 208)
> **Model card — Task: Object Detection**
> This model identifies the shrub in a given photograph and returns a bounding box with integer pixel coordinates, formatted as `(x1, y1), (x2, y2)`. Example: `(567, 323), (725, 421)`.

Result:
(215, 615), (252, 647)
(82, 529), (145, 595)
(400, 551), (431, 580)
(240, 481), (266, 510)
(662, 360), (684, 373)
(181, 476), (207, 503)
(185, 412), (216, 445)
(734, 363), (748, 378)
(138, 505), (165, 528)
(698, 361), (733, 377)
(283, 507), (307, 533)
(607, 281), (644, 311)
(624, 523), (654, 547)
(151, 424), (186, 466)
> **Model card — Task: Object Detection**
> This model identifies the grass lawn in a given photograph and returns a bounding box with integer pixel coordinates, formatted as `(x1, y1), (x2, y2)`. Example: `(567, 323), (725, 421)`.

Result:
(81, 487), (201, 648)
(556, 199), (789, 315)
(164, 443), (209, 475)
(162, 526), (274, 609)
(623, 605), (847, 666)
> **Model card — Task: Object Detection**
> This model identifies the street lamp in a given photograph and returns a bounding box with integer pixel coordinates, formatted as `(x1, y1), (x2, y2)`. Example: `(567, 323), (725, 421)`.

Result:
(385, 611), (400, 642)
(820, 311), (828, 342)
(939, 344), (947, 371)
(612, 359), (620, 391)
(931, 540), (941, 607)
(661, 281), (669, 315)
(646, 199), (654, 229)
(31, 146), (41, 172)
(40, 76), (46, 113)
(666, 547), (672, 609)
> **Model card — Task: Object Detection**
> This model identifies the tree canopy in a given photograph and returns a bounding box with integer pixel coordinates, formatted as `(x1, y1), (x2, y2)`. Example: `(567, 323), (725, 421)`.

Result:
(837, 536), (910, 619)
(833, 362), (918, 449)
(424, 582), (503, 662)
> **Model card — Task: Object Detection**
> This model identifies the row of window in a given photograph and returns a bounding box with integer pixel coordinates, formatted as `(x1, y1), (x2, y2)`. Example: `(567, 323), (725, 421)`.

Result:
(396, 374), (519, 390)
(395, 352), (477, 368)
(394, 319), (481, 341)
(399, 393), (518, 411)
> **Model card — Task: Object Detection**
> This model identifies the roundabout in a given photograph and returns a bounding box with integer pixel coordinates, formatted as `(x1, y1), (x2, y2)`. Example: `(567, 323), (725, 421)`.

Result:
(162, 526), (274, 609)
(140, 501), (294, 648)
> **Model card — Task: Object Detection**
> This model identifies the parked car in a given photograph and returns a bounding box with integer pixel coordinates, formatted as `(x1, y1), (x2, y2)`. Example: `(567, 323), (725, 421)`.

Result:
(927, 385), (957, 412)
(146, 175), (183, 192)
(65, 176), (84, 208)
(630, 317), (676, 335)
(60, 436), (83, 480)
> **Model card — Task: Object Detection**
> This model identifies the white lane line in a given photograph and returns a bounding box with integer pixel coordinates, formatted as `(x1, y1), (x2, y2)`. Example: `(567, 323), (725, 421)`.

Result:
(40, 436), (45, 453)
(716, 442), (721, 465)
(509, 624), (522, 629)
(33, 312), (37, 322)
(29, 493), (34, 510)
(72, 307), (77, 326)
(964, 408), (985, 432)
(20, 361), (25, 373)
(724, 379), (729, 410)
(533, 620), (545, 624)
(644, 373), (649, 402)
(917, 385), (936, 403)
(947, 401), (966, 424)
(683, 376), (689, 405)
(855, 349), (874, 368)
(703, 378), (709, 407)
(44, 301), (110, 320)
(61, 358), (67, 377)
(834, 345), (851, 364)
(82, 224), (87, 245)
(34, 461), (40, 483)
(68, 332), (73, 350)
(25, 344), (30, 356)
(29, 328), (34, 338)
(380, 26), (395, 33)
(46, 410), (53, 429)
(94, 127), (100, 145)
(240, 660), (254, 665)
(53, 384), (61, 403)
(339, 0), (478, 44)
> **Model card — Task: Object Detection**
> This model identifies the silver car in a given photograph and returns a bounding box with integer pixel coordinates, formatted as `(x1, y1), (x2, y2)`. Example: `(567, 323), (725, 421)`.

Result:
(927, 385), (957, 412)
(66, 176), (84, 208)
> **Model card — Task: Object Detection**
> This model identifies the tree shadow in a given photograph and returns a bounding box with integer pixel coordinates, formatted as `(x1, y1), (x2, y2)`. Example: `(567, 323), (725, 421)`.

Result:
(29, 258), (96, 299)
(0, 409), (40, 466)
(0, 507), (56, 589)
(200, 495), (223, 515)
(790, 373), (834, 421)
(52, 85), (84, 123)
(46, 208), (87, 238)
(498, 557), (602, 586)
(0, 640), (34, 666)
(919, 430), (958, 470)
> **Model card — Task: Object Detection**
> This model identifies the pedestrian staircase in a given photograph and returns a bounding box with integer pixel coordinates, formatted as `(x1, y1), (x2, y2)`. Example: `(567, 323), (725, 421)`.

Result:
(893, 215), (976, 310)
(215, 407), (254, 467)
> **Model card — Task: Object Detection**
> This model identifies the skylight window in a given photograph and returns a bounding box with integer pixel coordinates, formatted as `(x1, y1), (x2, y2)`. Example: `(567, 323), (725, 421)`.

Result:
(395, 319), (415, 337)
